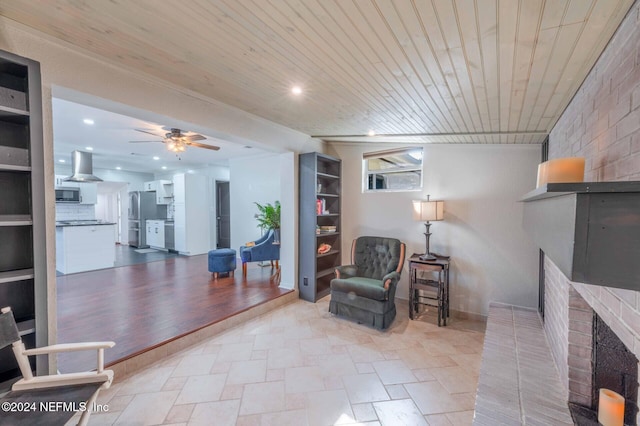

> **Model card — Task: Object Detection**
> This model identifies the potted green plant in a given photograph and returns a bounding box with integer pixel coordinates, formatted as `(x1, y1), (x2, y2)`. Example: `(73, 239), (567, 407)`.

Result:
(254, 201), (281, 243)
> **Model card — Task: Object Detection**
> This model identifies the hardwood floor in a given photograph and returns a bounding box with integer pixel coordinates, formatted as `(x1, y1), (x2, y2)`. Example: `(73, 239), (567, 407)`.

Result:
(56, 255), (290, 372)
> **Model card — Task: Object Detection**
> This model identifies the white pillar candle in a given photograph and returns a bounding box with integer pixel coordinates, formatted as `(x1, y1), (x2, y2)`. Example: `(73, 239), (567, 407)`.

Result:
(536, 162), (549, 188)
(598, 388), (625, 426)
(546, 157), (585, 184)
(535, 157), (585, 188)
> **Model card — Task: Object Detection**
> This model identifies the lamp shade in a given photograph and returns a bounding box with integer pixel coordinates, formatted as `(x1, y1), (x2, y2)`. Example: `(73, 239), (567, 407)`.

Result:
(412, 199), (444, 222)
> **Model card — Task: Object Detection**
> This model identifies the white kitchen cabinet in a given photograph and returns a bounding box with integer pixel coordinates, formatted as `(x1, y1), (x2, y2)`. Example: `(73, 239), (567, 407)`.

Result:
(146, 220), (165, 248)
(55, 174), (67, 188)
(156, 180), (173, 205)
(143, 180), (174, 204)
(143, 181), (157, 192)
(79, 183), (97, 204)
(172, 173), (209, 255)
(172, 176), (185, 204)
(174, 203), (186, 252)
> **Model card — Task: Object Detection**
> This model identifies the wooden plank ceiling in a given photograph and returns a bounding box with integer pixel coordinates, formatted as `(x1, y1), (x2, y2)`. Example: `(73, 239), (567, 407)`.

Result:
(0, 0), (634, 144)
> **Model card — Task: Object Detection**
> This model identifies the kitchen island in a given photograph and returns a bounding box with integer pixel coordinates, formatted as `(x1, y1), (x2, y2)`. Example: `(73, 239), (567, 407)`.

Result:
(55, 221), (117, 274)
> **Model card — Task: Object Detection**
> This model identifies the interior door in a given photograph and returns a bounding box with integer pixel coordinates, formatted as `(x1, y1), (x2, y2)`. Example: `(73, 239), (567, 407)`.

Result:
(216, 181), (231, 248)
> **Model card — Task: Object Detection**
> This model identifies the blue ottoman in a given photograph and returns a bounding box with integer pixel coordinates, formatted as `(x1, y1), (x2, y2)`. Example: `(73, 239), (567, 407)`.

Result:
(208, 248), (237, 279)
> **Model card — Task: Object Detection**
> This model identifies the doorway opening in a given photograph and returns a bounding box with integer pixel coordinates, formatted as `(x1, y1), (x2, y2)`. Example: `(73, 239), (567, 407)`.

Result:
(216, 181), (231, 248)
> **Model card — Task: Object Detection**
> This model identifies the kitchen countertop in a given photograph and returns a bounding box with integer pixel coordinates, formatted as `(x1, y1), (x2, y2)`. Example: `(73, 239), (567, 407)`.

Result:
(56, 220), (116, 227)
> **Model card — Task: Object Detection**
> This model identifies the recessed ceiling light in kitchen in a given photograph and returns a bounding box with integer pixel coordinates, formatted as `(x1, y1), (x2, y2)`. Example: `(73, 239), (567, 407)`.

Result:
(153, 156), (160, 160)
(85, 146), (93, 151)
(116, 166), (121, 170)
(83, 118), (94, 125)
(58, 159), (65, 163)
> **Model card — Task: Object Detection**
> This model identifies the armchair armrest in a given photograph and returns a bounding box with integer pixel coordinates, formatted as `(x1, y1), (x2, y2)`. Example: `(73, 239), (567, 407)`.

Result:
(22, 341), (115, 356)
(23, 341), (115, 373)
(252, 231), (271, 246)
(335, 265), (358, 279)
(381, 271), (401, 290)
(249, 234), (279, 260)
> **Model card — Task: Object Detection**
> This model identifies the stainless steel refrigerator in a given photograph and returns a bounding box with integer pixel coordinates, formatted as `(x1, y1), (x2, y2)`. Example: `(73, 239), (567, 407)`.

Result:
(128, 191), (159, 248)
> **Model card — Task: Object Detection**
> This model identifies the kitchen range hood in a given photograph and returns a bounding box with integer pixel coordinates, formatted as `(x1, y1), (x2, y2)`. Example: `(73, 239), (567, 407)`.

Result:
(64, 150), (103, 182)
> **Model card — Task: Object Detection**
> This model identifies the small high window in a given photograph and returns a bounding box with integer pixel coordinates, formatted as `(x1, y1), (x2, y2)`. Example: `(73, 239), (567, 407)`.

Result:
(363, 147), (423, 192)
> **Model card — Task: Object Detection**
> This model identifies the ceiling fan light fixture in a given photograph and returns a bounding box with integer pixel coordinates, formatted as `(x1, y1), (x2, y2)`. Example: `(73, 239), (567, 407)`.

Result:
(166, 139), (187, 152)
(131, 128), (218, 152)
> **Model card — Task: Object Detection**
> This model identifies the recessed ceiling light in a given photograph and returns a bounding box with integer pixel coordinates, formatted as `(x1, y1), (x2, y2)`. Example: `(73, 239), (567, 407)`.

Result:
(367, 130), (376, 137)
(187, 169), (195, 174)
(161, 166), (167, 170)
(291, 85), (302, 95)
(58, 159), (65, 163)
(153, 156), (160, 160)
(83, 119), (94, 125)
(116, 166), (122, 170)
(85, 146), (93, 151)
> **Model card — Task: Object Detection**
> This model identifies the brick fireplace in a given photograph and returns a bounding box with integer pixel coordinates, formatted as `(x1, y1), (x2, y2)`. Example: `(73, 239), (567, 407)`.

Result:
(559, 266), (639, 424)
(544, 259), (640, 424)
(543, 0), (640, 424)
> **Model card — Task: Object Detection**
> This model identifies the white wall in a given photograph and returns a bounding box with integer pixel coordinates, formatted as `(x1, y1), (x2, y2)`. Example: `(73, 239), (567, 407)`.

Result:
(229, 154), (282, 250)
(96, 182), (128, 243)
(279, 152), (297, 290)
(328, 143), (541, 317)
(229, 153), (296, 289)
(153, 165), (229, 182)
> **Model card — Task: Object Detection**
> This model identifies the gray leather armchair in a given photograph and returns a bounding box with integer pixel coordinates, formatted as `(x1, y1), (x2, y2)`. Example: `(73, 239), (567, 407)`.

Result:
(329, 236), (406, 329)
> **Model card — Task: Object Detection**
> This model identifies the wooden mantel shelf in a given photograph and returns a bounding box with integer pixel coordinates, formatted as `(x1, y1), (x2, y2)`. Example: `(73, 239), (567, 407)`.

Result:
(521, 181), (640, 291)
(521, 181), (640, 202)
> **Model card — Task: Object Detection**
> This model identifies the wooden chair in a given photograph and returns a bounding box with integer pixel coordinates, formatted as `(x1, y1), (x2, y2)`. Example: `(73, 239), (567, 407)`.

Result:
(0, 307), (115, 426)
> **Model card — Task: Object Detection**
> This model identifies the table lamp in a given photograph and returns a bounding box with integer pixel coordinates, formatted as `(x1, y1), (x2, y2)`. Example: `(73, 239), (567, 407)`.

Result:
(412, 196), (444, 260)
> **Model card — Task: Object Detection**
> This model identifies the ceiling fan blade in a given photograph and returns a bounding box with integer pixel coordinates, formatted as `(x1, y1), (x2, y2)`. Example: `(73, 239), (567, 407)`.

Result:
(135, 128), (165, 137)
(184, 134), (206, 142)
(188, 141), (220, 151)
(128, 140), (162, 143)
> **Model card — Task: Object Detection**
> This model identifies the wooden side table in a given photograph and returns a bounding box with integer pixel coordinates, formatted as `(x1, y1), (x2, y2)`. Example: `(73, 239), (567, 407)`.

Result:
(408, 253), (450, 326)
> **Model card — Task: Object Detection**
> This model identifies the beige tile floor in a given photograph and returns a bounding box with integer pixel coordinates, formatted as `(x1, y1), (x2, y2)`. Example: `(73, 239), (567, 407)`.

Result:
(79, 297), (485, 426)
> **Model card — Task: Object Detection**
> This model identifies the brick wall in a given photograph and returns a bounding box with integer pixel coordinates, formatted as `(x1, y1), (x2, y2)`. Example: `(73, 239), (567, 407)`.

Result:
(543, 258), (569, 393)
(566, 285), (593, 407)
(549, 1), (640, 180)
(544, 0), (640, 420)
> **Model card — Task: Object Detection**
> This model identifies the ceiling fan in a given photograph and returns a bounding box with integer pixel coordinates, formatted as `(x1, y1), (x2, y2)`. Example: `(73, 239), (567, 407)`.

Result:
(129, 128), (220, 152)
